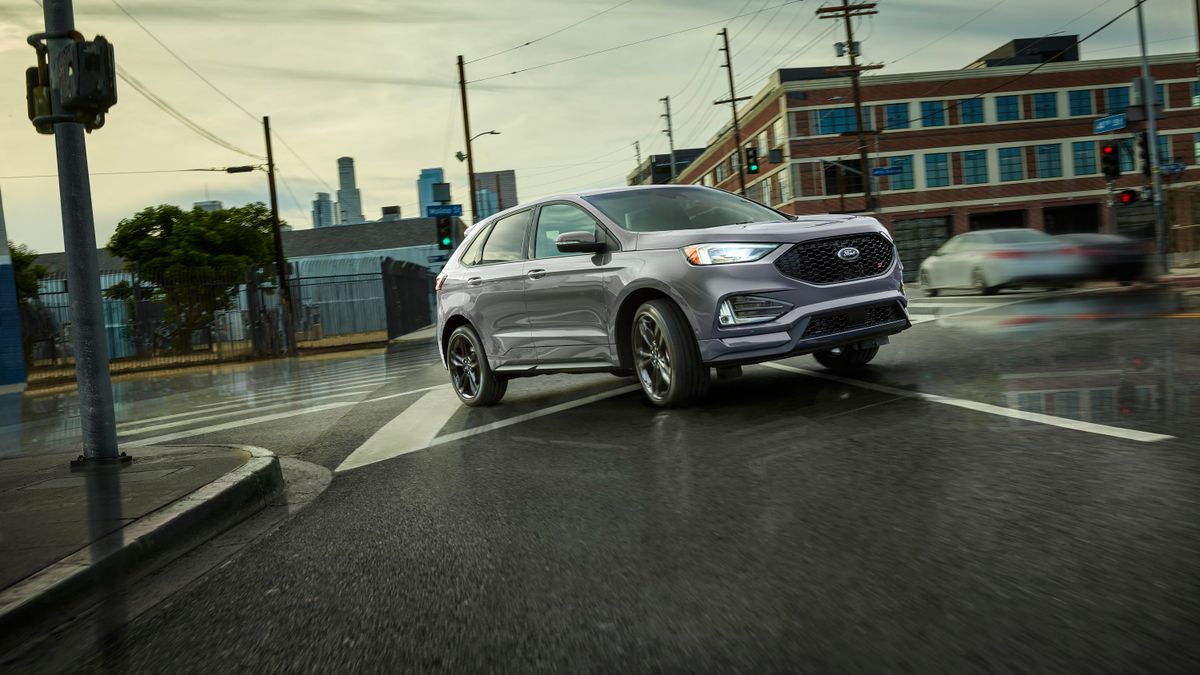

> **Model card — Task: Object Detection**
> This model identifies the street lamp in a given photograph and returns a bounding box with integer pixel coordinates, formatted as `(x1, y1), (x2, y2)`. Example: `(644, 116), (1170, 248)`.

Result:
(458, 130), (500, 222)
(456, 130), (500, 162)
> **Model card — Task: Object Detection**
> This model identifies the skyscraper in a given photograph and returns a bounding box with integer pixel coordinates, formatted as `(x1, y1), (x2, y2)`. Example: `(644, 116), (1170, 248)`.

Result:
(474, 170), (518, 215)
(335, 157), (365, 225)
(417, 168), (444, 217)
(312, 192), (335, 228)
(475, 189), (499, 219)
(193, 200), (223, 212)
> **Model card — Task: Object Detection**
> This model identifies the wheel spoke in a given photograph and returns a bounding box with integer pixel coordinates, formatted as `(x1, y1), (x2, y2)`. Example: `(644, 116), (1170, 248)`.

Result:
(638, 318), (655, 346)
(658, 362), (671, 388)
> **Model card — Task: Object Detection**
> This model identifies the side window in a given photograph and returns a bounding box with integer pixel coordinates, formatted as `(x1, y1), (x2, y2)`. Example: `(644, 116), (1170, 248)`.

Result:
(533, 203), (606, 258)
(458, 223), (492, 267)
(938, 237), (961, 255)
(479, 210), (531, 264)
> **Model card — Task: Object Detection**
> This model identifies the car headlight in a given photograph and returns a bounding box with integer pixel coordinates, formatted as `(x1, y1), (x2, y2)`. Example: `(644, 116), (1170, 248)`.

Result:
(683, 243), (779, 265)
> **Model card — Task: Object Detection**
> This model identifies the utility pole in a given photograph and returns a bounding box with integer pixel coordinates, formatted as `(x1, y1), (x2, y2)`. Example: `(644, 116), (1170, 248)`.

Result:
(715, 28), (750, 196)
(40, 0), (120, 464)
(457, 55), (479, 223)
(634, 140), (642, 165)
(262, 116), (296, 357)
(818, 0), (881, 212)
(660, 96), (678, 183)
(1136, 1), (1168, 274)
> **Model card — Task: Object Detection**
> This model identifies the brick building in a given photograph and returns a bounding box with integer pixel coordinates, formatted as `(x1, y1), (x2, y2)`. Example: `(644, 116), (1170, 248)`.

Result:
(675, 43), (1200, 276)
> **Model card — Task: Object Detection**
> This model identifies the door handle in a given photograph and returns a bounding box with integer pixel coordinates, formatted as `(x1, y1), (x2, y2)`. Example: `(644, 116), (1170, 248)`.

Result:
(527, 269), (547, 280)
(466, 277), (483, 287)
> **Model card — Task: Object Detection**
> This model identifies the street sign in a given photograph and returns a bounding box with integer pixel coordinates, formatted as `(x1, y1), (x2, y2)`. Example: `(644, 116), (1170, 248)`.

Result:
(425, 204), (462, 217)
(1094, 113), (1126, 134)
(1161, 162), (1186, 175)
(870, 166), (903, 177)
(427, 254), (449, 263)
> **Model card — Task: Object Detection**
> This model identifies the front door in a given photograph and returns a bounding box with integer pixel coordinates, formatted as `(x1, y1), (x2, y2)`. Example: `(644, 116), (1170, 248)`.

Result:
(465, 209), (537, 365)
(523, 202), (614, 365)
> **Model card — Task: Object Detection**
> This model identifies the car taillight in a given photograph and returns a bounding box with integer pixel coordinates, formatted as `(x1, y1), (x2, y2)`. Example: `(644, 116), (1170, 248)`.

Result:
(435, 274), (446, 292)
(1058, 247), (1081, 256)
(989, 250), (1026, 259)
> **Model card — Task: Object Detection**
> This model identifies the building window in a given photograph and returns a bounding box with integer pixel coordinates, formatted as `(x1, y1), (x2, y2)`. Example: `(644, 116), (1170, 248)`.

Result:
(816, 107), (860, 134)
(959, 99), (984, 124)
(885, 103), (910, 129)
(1072, 140), (1097, 175)
(773, 117), (786, 145)
(1192, 82), (1200, 107)
(920, 101), (945, 127)
(1195, 133), (1200, 164)
(1106, 86), (1130, 113)
(925, 153), (950, 188)
(715, 164), (727, 182)
(1119, 139), (1134, 172)
(962, 150), (988, 184)
(996, 95), (1020, 121)
(1157, 134), (1171, 163)
(778, 168), (792, 203)
(1068, 90), (1093, 116)
(999, 147), (1024, 181)
(758, 132), (769, 158)
(1033, 92), (1057, 119)
(746, 181), (760, 204)
(1037, 144), (1063, 178)
(888, 155), (914, 190)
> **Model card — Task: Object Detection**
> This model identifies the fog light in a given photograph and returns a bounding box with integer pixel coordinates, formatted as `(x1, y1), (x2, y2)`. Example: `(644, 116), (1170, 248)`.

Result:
(718, 295), (789, 326)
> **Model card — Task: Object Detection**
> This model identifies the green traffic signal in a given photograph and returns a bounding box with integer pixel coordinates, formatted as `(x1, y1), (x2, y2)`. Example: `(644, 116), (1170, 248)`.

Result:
(442, 237), (452, 245)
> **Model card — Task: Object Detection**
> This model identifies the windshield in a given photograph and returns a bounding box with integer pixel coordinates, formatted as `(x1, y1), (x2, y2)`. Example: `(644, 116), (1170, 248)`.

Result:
(582, 187), (785, 233)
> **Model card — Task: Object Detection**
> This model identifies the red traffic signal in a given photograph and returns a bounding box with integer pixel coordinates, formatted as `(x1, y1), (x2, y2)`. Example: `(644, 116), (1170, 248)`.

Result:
(1117, 189), (1140, 205)
(1100, 143), (1121, 181)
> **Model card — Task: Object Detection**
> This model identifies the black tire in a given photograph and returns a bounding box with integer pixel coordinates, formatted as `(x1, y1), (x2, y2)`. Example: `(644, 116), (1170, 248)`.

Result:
(631, 299), (709, 407)
(919, 270), (938, 297)
(813, 345), (879, 371)
(973, 269), (998, 296)
(446, 324), (507, 406)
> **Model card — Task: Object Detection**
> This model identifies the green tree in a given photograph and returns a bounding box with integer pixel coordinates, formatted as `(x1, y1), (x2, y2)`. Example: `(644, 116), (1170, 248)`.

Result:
(7, 240), (48, 306)
(106, 203), (278, 352)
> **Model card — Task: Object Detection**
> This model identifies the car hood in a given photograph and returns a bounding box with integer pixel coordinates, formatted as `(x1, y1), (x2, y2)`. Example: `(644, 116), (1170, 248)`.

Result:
(631, 215), (890, 250)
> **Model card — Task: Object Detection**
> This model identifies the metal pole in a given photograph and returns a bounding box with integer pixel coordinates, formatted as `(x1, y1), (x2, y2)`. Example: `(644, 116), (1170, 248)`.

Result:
(661, 96), (677, 183)
(842, 3), (874, 212)
(1136, 0), (1168, 274)
(457, 56), (479, 223)
(42, 0), (119, 463)
(263, 116), (296, 357)
(719, 28), (748, 196)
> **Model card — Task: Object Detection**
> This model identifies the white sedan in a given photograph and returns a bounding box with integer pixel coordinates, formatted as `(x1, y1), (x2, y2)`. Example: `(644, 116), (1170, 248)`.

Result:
(918, 228), (1089, 296)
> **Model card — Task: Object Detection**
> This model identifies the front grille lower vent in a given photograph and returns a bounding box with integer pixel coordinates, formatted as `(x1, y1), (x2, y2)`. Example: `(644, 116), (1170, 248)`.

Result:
(802, 302), (903, 339)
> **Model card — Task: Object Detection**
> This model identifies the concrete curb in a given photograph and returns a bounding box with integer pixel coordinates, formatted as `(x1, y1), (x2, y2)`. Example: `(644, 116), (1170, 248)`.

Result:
(0, 445), (283, 632)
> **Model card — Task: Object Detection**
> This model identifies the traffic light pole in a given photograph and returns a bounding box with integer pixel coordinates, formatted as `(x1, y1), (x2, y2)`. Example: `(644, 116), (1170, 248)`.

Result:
(263, 116), (296, 357)
(457, 55), (479, 223)
(1135, 0), (1168, 274)
(41, 0), (120, 464)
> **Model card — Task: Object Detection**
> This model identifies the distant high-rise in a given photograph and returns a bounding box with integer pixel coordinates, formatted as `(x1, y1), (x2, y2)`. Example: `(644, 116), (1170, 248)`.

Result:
(417, 168), (445, 217)
(475, 189), (499, 220)
(193, 200), (223, 212)
(335, 157), (365, 225)
(312, 192), (335, 228)
(473, 170), (518, 217)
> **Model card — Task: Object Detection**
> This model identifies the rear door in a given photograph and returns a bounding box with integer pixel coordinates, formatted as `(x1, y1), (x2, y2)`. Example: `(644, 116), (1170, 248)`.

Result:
(523, 201), (615, 365)
(463, 209), (536, 365)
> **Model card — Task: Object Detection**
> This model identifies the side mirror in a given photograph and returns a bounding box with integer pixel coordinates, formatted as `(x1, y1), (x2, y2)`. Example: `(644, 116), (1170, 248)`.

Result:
(555, 230), (606, 254)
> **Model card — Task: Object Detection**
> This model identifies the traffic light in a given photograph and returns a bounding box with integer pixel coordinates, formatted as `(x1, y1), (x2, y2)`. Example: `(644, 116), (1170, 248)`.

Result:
(1117, 189), (1140, 205)
(1100, 143), (1120, 180)
(435, 216), (454, 250)
(745, 145), (759, 174)
(1136, 131), (1151, 178)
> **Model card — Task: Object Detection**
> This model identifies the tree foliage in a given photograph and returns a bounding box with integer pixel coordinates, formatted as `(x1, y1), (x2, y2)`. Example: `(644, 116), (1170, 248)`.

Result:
(6, 240), (48, 306)
(106, 203), (279, 351)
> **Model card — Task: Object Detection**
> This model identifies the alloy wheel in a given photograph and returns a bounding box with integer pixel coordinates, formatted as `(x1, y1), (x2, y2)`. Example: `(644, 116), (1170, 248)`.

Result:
(448, 333), (480, 400)
(634, 313), (672, 402)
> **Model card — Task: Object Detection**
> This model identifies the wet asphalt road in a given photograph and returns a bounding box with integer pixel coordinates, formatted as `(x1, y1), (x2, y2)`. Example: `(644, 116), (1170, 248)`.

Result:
(11, 286), (1200, 672)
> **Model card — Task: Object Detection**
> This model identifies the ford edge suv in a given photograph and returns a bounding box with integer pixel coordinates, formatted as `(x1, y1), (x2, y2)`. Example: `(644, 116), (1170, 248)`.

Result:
(436, 185), (910, 407)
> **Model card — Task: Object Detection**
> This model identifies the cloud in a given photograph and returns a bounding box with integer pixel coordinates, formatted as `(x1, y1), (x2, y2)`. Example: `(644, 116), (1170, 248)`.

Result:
(209, 62), (536, 92)
(68, 0), (482, 25)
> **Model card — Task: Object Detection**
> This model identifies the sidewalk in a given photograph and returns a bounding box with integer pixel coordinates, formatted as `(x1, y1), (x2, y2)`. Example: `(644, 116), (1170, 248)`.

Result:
(0, 445), (281, 630)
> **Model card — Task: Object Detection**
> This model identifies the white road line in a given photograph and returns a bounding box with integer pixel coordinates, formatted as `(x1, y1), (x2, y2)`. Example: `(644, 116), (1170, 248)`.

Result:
(188, 377), (392, 410)
(118, 389), (377, 436)
(762, 363), (1174, 443)
(335, 387), (462, 472)
(361, 384), (451, 404)
(906, 287), (1103, 326)
(335, 384), (642, 473)
(119, 388), (380, 428)
(122, 401), (358, 448)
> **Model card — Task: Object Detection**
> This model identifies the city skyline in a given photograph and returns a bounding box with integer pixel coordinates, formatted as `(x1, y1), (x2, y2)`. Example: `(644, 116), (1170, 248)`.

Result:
(0, 0), (1192, 254)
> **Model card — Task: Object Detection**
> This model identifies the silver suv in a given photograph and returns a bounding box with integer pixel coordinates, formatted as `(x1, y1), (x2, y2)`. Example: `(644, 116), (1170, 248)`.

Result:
(436, 185), (909, 407)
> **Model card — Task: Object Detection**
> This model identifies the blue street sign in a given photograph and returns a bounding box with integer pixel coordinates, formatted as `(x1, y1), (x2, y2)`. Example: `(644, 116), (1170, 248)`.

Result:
(1093, 113), (1126, 134)
(1161, 162), (1185, 175)
(870, 166), (903, 177)
(425, 204), (463, 217)
(427, 254), (449, 263)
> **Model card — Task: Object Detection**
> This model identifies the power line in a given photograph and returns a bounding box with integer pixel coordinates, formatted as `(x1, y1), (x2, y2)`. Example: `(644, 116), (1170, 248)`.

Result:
(733, 0), (793, 57)
(0, 167), (263, 180)
(468, 0), (807, 84)
(467, 0), (635, 64)
(889, 0), (1010, 65)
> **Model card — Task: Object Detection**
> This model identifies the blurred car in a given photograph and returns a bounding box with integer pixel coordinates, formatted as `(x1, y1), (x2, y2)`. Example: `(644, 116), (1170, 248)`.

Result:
(917, 228), (1088, 296)
(1054, 233), (1147, 285)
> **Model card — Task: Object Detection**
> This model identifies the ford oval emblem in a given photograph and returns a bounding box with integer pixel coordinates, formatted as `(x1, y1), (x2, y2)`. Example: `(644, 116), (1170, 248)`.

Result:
(836, 246), (861, 262)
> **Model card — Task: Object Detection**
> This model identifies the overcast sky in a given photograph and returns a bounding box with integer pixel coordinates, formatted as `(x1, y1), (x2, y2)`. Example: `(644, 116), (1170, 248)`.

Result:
(0, 0), (1193, 254)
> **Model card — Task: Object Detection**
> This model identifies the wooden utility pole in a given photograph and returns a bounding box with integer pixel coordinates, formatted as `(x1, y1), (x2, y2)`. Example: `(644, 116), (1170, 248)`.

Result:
(457, 55), (479, 223)
(263, 116), (296, 356)
(818, 1), (881, 212)
(715, 28), (751, 196)
(660, 96), (678, 183)
(634, 140), (642, 166)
